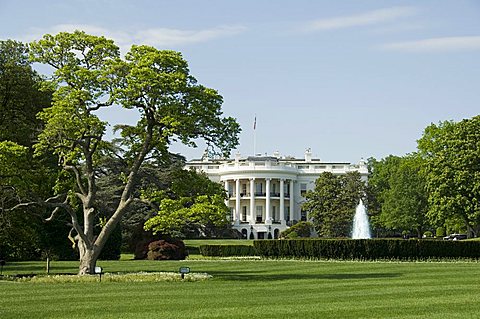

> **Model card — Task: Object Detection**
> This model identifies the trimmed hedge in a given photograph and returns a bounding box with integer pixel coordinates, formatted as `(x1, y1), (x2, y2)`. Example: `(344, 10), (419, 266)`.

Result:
(199, 245), (257, 257)
(253, 239), (480, 260)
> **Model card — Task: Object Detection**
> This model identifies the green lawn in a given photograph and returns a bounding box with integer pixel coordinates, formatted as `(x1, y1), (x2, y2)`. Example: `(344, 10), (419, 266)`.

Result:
(1, 259), (480, 318)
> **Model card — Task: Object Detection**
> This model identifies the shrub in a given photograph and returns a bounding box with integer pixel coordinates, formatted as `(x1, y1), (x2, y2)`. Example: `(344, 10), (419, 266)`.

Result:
(280, 221), (313, 238)
(286, 231), (298, 239)
(199, 245), (256, 257)
(423, 231), (433, 238)
(146, 239), (187, 260)
(436, 227), (446, 237)
(253, 239), (480, 260)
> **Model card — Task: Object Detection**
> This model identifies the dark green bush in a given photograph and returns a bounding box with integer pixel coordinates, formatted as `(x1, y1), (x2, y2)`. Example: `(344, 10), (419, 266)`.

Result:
(423, 231), (433, 238)
(99, 223), (121, 260)
(147, 239), (187, 260)
(253, 239), (480, 260)
(199, 245), (256, 257)
(280, 221), (313, 239)
(436, 227), (446, 237)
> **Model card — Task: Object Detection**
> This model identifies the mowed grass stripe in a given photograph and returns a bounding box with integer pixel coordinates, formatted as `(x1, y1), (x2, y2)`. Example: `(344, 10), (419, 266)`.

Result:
(1, 260), (480, 318)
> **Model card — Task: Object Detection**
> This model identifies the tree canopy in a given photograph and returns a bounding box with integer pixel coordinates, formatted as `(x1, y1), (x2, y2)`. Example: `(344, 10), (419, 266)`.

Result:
(303, 171), (366, 237)
(377, 154), (429, 238)
(417, 116), (480, 237)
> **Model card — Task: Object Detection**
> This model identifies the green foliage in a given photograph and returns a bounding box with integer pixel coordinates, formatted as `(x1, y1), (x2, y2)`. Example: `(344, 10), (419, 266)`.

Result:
(0, 41), (72, 261)
(303, 171), (366, 237)
(26, 30), (240, 273)
(423, 231), (433, 238)
(436, 227), (446, 237)
(142, 169), (231, 239)
(98, 223), (121, 260)
(254, 239), (480, 260)
(199, 245), (257, 257)
(417, 116), (480, 237)
(280, 221), (313, 238)
(0, 40), (52, 147)
(144, 194), (230, 238)
(376, 154), (430, 238)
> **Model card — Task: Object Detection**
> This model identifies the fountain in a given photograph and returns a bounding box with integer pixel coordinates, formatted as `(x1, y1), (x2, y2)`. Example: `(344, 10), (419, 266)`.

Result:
(352, 199), (371, 239)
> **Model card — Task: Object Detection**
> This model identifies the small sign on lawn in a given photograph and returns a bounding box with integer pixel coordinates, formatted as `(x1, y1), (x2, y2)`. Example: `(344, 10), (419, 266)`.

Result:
(179, 267), (190, 279)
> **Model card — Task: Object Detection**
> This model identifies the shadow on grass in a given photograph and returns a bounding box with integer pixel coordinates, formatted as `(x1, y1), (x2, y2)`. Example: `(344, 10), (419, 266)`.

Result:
(207, 270), (402, 281)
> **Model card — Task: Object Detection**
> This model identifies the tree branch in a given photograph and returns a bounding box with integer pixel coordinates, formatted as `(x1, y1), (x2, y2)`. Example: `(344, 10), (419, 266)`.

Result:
(132, 197), (159, 211)
(64, 165), (87, 195)
(9, 196), (91, 246)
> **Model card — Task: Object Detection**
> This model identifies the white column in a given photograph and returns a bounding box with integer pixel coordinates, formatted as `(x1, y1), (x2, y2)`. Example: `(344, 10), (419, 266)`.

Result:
(250, 178), (255, 224)
(224, 180), (231, 221)
(265, 178), (271, 224)
(289, 180), (294, 221)
(235, 179), (240, 225)
(280, 179), (285, 225)
(224, 180), (229, 201)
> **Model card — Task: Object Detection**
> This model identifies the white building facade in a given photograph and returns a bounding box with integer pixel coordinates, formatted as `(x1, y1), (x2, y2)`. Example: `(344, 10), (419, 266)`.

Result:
(185, 149), (368, 239)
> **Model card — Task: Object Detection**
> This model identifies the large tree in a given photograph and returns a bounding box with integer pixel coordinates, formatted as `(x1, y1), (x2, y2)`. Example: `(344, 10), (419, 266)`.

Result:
(417, 116), (480, 237)
(378, 154), (430, 238)
(303, 171), (366, 237)
(14, 31), (240, 274)
(0, 41), (72, 261)
(0, 40), (52, 147)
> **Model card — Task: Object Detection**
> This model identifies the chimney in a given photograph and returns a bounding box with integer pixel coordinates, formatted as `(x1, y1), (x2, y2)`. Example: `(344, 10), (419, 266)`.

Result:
(304, 148), (312, 162)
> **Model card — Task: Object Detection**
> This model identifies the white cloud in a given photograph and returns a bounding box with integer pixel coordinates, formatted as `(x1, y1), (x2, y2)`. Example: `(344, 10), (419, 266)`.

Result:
(381, 36), (480, 52)
(304, 6), (417, 32)
(134, 26), (247, 47)
(21, 24), (247, 50)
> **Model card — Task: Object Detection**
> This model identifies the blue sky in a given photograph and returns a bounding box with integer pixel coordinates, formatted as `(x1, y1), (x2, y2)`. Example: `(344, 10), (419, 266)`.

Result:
(1, 0), (479, 162)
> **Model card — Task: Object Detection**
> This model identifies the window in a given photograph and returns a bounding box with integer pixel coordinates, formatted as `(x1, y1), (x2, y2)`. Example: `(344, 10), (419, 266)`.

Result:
(256, 206), (263, 222)
(286, 207), (290, 221)
(228, 184), (234, 197)
(300, 183), (307, 196)
(242, 206), (247, 222)
(301, 209), (307, 222)
(255, 182), (264, 196)
(272, 206), (277, 221)
(241, 184), (247, 196)
(229, 207), (234, 221)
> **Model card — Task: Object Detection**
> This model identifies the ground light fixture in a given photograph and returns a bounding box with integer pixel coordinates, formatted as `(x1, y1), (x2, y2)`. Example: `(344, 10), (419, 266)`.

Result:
(179, 267), (190, 279)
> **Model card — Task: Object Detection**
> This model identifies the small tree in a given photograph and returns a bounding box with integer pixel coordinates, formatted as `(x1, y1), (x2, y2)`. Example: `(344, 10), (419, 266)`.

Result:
(303, 172), (366, 237)
(13, 31), (240, 274)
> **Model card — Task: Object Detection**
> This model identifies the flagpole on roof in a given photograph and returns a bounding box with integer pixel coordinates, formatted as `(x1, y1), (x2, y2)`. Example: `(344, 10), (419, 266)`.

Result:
(253, 114), (256, 156)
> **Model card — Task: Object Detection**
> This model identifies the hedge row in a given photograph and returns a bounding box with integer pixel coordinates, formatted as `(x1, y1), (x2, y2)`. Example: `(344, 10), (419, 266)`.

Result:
(253, 239), (480, 260)
(199, 245), (257, 257)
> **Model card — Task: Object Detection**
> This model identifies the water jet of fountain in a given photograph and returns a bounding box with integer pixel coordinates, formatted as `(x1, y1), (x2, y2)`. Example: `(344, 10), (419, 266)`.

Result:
(352, 199), (371, 239)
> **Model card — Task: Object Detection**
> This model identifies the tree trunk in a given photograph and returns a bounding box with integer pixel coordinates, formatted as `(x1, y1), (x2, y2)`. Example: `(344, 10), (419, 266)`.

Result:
(78, 239), (98, 275)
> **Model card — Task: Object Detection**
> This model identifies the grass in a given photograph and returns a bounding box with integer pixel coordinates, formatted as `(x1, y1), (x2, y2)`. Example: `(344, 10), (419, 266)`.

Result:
(1, 258), (480, 318)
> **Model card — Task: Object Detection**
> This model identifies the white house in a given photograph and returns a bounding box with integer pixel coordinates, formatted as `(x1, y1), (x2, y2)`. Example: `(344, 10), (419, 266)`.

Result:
(185, 149), (368, 239)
